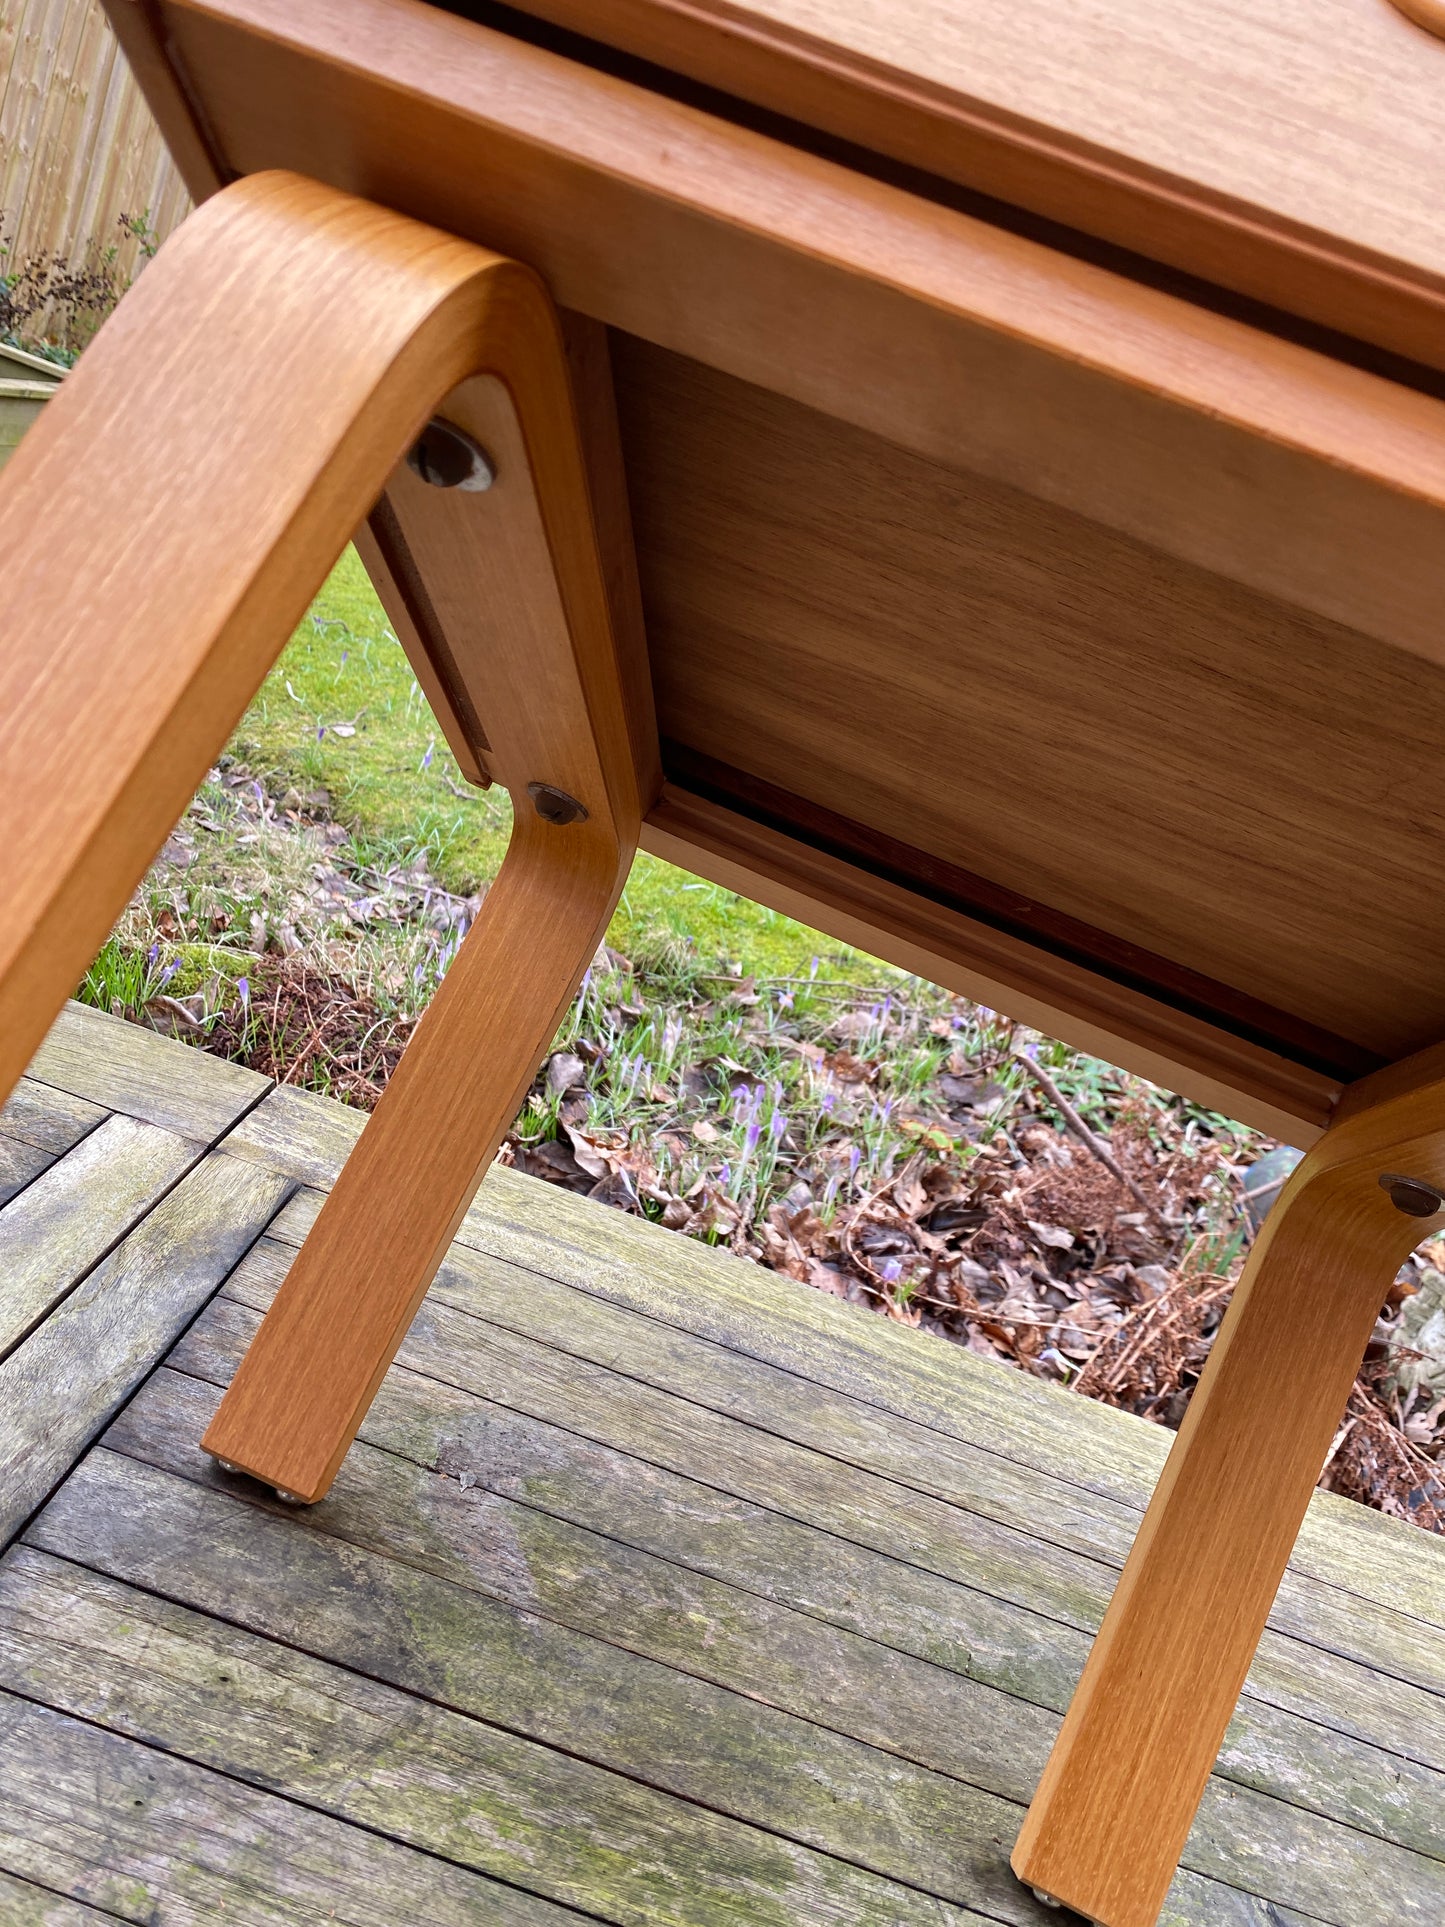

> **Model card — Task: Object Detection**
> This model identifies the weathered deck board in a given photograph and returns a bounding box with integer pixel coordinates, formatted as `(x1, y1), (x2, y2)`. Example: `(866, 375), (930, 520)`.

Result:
(0, 1077), (107, 1157)
(0, 1132), (53, 1208)
(8, 1006), (1443, 1926)
(242, 1087), (1445, 1634)
(0, 1684), (594, 1926)
(0, 1156), (290, 1546)
(255, 1198), (1445, 1727)
(177, 1285), (1445, 1866)
(26, 1001), (267, 1141)
(0, 1115), (200, 1358)
(163, 1289), (1445, 1865)
(0, 1545), (1018, 1927)
(0, 1869), (127, 1926)
(24, 1448), (1291, 1927)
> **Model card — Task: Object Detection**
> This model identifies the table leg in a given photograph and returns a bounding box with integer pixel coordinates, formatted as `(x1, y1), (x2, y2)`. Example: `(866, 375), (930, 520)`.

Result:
(1011, 1110), (1437, 1926)
(201, 807), (626, 1502)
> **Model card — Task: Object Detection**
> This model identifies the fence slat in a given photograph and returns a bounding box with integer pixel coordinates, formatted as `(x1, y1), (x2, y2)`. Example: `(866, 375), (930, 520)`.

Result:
(1, 0), (188, 287)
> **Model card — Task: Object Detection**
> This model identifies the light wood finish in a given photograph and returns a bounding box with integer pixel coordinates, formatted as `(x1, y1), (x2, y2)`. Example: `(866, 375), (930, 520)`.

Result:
(1390, 0), (1445, 40)
(202, 347), (647, 1504)
(642, 785), (1339, 1143)
(618, 340), (1445, 1078)
(0, 169), (576, 1112)
(126, 0), (1445, 674)
(101, 0), (1445, 1114)
(1011, 1044), (1445, 1925)
(500, 0), (1445, 372)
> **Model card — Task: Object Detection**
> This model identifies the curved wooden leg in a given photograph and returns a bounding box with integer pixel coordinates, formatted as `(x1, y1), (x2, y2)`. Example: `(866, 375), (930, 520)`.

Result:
(0, 167), (648, 1504)
(201, 807), (627, 1502)
(203, 335), (645, 1503)
(0, 170), (546, 1108)
(1011, 1059), (1445, 1926)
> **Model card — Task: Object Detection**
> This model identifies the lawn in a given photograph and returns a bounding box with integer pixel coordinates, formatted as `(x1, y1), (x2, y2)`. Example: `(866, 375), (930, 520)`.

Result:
(231, 546), (864, 983)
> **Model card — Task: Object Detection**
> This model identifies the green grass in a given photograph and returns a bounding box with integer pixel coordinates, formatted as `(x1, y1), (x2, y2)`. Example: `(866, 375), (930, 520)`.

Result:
(231, 547), (869, 982)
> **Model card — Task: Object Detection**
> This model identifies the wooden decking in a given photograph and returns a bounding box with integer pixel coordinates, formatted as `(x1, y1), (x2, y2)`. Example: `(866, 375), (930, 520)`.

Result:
(1, 1004), (1443, 1925)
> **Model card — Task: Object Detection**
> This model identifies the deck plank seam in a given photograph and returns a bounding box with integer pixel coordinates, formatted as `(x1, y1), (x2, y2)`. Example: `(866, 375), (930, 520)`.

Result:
(0, 1102), (110, 1209)
(0, 1071), (278, 1376)
(0, 1660), (626, 1927)
(103, 1365), (1445, 1892)
(0, 1178), (299, 1565)
(219, 1244), (1445, 1701)
(0, 1866), (139, 1927)
(16, 1524), (1014, 1925)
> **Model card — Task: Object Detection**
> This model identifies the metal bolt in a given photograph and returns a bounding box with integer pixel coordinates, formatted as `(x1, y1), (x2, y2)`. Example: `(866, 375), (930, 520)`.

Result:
(1029, 1893), (1063, 1911)
(406, 417), (495, 491)
(1379, 1172), (1445, 1218)
(274, 1489), (308, 1506)
(527, 782), (589, 826)
(213, 1457), (241, 1475)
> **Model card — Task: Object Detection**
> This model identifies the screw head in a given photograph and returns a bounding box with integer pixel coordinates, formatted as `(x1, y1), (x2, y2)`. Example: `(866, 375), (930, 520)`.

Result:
(527, 782), (589, 826)
(406, 418), (495, 491)
(1379, 1172), (1445, 1218)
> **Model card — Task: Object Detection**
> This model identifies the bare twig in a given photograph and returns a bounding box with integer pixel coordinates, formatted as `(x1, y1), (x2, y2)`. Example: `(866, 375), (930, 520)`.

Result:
(1013, 1050), (1165, 1226)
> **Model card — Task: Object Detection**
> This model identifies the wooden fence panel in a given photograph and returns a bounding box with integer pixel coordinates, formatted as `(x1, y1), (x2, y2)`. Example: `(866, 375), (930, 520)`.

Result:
(0, 0), (189, 278)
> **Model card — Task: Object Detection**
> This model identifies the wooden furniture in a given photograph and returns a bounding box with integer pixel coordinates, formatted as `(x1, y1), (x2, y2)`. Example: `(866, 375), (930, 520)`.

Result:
(3, 1), (1445, 1920)
(3, 1003), (1444, 1926)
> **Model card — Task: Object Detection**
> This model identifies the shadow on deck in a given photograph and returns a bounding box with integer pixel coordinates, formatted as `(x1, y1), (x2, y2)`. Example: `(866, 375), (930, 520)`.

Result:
(1, 1002), (1442, 1925)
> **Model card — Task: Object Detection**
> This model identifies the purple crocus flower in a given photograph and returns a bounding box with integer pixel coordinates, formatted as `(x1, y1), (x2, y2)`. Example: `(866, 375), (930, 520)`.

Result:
(770, 1112), (786, 1139)
(237, 977), (250, 1009)
(881, 1258), (902, 1283)
(420, 739), (434, 772)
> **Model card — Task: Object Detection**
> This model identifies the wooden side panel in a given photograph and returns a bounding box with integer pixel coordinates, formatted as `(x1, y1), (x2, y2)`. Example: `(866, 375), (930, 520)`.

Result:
(614, 342), (1445, 1064)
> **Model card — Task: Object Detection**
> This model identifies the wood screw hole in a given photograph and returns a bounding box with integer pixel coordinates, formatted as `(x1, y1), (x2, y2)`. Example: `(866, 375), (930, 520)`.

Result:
(406, 417), (495, 491)
(1379, 1172), (1445, 1218)
(527, 782), (589, 825)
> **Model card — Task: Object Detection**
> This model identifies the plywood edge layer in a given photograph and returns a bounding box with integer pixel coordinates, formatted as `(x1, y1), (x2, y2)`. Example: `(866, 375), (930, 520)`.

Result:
(137, 0), (1445, 675)
(490, 0), (1445, 375)
(642, 783), (1339, 1142)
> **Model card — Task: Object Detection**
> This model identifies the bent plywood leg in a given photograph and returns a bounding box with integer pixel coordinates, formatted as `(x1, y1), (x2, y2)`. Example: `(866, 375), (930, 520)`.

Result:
(202, 807), (625, 1502)
(1012, 1058), (1445, 1927)
(0, 168), (552, 1108)
(203, 337), (645, 1503)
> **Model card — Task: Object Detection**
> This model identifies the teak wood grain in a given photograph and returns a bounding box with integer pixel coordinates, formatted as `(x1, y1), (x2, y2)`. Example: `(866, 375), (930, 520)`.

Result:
(1012, 1047), (1445, 1926)
(116, 0), (1445, 672)
(616, 343), (1445, 1075)
(0, 169), (563, 1108)
(641, 786), (1340, 1143)
(202, 328), (649, 1503)
(496, 0), (1445, 372)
